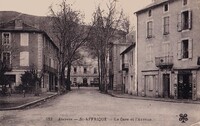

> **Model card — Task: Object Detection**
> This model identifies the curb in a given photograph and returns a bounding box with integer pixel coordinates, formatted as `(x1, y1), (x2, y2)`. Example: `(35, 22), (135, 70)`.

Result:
(107, 92), (200, 105)
(0, 93), (58, 111)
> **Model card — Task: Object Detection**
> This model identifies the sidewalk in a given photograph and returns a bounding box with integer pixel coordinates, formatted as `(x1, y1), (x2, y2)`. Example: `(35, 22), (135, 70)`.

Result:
(0, 92), (58, 111)
(107, 90), (200, 104)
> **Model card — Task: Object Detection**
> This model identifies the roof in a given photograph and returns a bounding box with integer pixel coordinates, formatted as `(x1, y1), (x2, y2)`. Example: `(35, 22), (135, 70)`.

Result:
(0, 19), (59, 50)
(135, 0), (169, 14)
(0, 19), (42, 32)
(120, 43), (135, 55)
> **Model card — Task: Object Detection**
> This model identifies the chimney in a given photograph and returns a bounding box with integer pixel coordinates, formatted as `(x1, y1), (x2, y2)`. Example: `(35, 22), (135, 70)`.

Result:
(15, 19), (23, 30)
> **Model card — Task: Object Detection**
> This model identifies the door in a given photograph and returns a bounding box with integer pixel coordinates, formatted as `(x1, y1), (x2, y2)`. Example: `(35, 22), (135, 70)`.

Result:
(163, 74), (170, 98)
(178, 74), (192, 99)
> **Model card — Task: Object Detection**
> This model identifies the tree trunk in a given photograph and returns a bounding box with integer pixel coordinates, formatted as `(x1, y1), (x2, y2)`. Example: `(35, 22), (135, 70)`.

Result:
(97, 53), (101, 91)
(66, 63), (71, 91)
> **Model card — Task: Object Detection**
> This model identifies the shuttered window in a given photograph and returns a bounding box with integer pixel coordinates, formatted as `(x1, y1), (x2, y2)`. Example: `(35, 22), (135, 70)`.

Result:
(20, 51), (29, 66)
(177, 39), (193, 60)
(145, 75), (154, 91)
(147, 21), (153, 38)
(177, 10), (192, 32)
(20, 33), (29, 46)
(163, 16), (170, 35)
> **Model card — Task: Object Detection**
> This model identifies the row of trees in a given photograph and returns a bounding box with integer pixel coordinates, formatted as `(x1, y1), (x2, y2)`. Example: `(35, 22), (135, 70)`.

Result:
(49, 0), (130, 93)
(0, 0), (130, 94)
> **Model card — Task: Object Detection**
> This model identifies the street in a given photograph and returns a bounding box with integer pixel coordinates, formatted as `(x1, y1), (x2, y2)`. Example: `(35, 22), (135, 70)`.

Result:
(0, 87), (200, 126)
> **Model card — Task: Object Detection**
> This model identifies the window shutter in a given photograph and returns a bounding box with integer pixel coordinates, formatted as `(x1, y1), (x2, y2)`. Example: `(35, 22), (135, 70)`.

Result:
(177, 13), (182, 32)
(178, 41), (182, 60)
(189, 39), (193, 59)
(188, 10), (192, 29)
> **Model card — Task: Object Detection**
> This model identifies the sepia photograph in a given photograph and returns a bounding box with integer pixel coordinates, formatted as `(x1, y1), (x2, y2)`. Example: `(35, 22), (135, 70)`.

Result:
(0, 0), (200, 125)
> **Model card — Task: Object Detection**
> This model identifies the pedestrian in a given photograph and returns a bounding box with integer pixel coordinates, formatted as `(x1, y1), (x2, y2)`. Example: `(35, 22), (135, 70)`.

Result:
(23, 89), (25, 97)
(8, 87), (11, 96)
(78, 83), (80, 89)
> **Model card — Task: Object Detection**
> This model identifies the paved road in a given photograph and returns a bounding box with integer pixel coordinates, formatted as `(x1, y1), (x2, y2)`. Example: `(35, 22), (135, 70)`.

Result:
(1, 87), (200, 126)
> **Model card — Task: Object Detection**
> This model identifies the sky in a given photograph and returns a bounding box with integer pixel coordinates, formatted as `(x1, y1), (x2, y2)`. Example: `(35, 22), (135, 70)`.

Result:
(0, 0), (151, 26)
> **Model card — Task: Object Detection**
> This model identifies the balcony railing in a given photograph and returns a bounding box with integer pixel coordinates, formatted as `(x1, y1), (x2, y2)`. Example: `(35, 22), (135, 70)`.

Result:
(155, 56), (173, 68)
(122, 63), (129, 71)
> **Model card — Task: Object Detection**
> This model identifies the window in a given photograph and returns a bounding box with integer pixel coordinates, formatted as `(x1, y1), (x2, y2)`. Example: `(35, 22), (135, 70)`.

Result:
(164, 3), (169, 12)
(74, 78), (77, 83)
(2, 52), (11, 64)
(148, 10), (152, 17)
(94, 68), (97, 74)
(178, 39), (193, 59)
(182, 40), (189, 58)
(163, 16), (170, 35)
(74, 67), (77, 74)
(177, 10), (192, 31)
(20, 33), (29, 46)
(147, 21), (153, 38)
(145, 75), (155, 91)
(183, 0), (188, 6)
(2, 33), (11, 45)
(84, 67), (87, 74)
(20, 51), (29, 66)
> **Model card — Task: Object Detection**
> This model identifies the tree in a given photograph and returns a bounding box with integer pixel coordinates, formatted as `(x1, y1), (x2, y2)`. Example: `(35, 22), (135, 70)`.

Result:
(20, 64), (44, 95)
(49, 0), (92, 91)
(88, 0), (129, 92)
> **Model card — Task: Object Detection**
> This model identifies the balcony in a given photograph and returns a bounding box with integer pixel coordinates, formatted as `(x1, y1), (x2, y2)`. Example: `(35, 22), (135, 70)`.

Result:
(122, 63), (129, 71)
(155, 56), (173, 69)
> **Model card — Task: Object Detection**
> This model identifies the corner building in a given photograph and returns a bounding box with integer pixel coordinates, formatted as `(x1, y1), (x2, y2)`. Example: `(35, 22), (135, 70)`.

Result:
(135, 0), (200, 100)
(0, 19), (59, 92)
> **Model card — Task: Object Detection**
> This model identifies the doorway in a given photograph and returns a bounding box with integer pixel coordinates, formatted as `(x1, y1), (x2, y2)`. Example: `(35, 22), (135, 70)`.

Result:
(163, 74), (170, 98)
(178, 73), (192, 99)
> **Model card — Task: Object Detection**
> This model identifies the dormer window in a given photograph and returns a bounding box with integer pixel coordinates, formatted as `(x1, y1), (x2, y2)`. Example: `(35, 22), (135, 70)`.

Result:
(164, 3), (169, 12)
(148, 10), (152, 17)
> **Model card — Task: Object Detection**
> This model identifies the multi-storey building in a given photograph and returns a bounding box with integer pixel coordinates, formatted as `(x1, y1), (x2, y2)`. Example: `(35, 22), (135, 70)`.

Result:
(135, 0), (200, 100)
(108, 30), (131, 92)
(0, 19), (59, 92)
(70, 59), (99, 87)
(121, 43), (136, 95)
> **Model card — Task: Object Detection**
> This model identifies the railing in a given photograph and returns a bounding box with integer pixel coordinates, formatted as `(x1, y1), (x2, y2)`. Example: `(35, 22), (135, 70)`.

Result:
(122, 63), (129, 71)
(155, 56), (173, 68)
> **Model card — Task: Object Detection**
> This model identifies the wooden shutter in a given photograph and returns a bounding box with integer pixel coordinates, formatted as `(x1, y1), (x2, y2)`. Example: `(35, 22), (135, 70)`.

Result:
(189, 39), (193, 59)
(188, 10), (192, 29)
(177, 41), (182, 60)
(177, 13), (182, 32)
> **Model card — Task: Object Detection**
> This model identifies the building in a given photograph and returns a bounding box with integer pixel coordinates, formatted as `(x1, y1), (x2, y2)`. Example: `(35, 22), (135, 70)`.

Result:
(108, 30), (132, 92)
(69, 50), (99, 87)
(0, 19), (59, 92)
(121, 43), (136, 95)
(135, 0), (200, 100)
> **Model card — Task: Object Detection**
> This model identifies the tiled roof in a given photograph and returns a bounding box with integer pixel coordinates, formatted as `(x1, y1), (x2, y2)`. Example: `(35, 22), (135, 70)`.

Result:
(135, 0), (169, 14)
(0, 19), (42, 32)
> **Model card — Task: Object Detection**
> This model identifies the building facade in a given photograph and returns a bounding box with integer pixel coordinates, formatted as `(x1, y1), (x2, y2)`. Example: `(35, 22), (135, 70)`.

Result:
(70, 56), (99, 86)
(121, 44), (136, 95)
(70, 64), (99, 87)
(108, 31), (132, 92)
(0, 19), (59, 92)
(136, 0), (200, 100)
